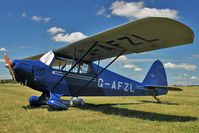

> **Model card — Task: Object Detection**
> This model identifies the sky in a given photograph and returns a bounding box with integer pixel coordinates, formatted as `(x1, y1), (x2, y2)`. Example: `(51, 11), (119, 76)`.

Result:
(0, 0), (198, 85)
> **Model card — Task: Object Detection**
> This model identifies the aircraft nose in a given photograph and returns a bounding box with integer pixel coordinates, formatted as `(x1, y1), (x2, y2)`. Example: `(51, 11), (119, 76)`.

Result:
(12, 60), (33, 82)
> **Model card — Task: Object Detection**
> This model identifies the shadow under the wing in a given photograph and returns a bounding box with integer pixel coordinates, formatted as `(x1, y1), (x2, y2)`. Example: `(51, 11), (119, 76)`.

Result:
(21, 100), (197, 122)
(74, 103), (197, 122)
(139, 100), (179, 105)
(22, 105), (48, 111)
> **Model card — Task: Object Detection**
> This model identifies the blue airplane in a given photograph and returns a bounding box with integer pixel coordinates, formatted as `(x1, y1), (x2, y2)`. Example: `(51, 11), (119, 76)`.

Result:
(5, 17), (194, 110)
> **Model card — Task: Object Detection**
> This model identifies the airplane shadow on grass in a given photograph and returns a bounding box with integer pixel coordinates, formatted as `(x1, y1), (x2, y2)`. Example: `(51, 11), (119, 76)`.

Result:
(22, 105), (68, 111)
(139, 100), (179, 105)
(22, 105), (47, 110)
(75, 102), (197, 122)
(22, 101), (197, 122)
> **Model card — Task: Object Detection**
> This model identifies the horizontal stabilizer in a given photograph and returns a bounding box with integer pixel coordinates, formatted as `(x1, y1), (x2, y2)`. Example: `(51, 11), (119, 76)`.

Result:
(146, 85), (182, 91)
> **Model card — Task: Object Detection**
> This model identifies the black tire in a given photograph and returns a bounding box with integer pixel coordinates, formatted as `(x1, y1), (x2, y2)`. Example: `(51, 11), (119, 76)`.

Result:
(29, 101), (41, 107)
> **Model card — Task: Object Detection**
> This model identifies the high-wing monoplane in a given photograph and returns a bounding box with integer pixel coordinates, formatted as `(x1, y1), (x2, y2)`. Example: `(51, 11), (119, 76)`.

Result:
(5, 17), (194, 110)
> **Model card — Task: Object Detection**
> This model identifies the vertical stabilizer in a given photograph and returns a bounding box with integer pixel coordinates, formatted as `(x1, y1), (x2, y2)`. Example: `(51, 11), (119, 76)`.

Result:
(142, 60), (167, 86)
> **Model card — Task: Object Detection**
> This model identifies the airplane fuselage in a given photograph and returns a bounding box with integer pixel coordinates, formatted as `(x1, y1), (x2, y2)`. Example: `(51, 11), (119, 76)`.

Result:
(11, 59), (167, 97)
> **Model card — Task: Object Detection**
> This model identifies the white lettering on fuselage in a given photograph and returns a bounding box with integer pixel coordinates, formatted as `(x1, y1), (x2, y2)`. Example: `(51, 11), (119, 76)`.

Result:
(124, 83), (129, 92)
(118, 81), (123, 90)
(98, 78), (104, 88)
(130, 83), (134, 92)
(111, 81), (116, 89)
(98, 78), (135, 93)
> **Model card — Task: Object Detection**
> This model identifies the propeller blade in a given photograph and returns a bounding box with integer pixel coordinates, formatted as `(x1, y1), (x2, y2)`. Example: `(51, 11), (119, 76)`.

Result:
(4, 54), (16, 80)
(4, 54), (11, 67)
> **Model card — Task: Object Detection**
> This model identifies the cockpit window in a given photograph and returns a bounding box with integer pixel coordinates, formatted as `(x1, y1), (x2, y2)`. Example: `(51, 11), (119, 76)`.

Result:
(40, 51), (55, 66)
(52, 58), (73, 71)
(79, 63), (89, 74)
(52, 58), (89, 74)
(40, 51), (90, 73)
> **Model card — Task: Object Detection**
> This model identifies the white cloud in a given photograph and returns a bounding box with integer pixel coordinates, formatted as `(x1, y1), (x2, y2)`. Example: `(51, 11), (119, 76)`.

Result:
(97, 7), (106, 15)
(51, 32), (88, 43)
(173, 74), (189, 80)
(106, 14), (111, 18)
(43, 17), (51, 22)
(32, 15), (42, 21)
(174, 81), (189, 86)
(19, 46), (25, 48)
(114, 55), (154, 64)
(120, 64), (137, 69)
(183, 73), (189, 77)
(47, 27), (66, 35)
(164, 62), (196, 70)
(120, 64), (143, 71)
(172, 76), (183, 80)
(0, 48), (7, 52)
(47, 27), (87, 43)
(21, 13), (51, 22)
(0, 59), (5, 62)
(32, 15), (51, 22)
(116, 55), (128, 62)
(22, 12), (26, 17)
(110, 1), (178, 19)
(193, 54), (199, 58)
(134, 67), (143, 71)
(172, 74), (199, 85)
(97, 6), (111, 18)
(191, 76), (199, 80)
(19, 46), (32, 49)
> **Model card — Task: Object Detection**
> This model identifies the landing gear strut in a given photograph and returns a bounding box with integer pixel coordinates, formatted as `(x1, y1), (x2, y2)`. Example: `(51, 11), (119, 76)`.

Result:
(153, 95), (161, 103)
(148, 89), (161, 103)
(29, 92), (50, 107)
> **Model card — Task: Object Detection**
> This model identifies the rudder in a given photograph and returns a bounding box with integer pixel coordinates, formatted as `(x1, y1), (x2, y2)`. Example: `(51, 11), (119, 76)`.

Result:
(142, 60), (167, 86)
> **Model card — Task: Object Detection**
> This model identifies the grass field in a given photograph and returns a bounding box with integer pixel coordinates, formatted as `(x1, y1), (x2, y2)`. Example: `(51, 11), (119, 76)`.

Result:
(0, 84), (199, 133)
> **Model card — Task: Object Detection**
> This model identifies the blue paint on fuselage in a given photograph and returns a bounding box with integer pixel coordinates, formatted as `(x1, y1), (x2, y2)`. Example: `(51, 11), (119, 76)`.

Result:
(12, 60), (49, 92)
(92, 63), (149, 96)
(12, 59), (71, 95)
(11, 59), (167, 97)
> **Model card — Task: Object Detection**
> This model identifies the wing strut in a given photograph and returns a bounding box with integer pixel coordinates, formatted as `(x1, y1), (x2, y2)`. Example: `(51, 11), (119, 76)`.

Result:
(96, 58), (100, 74)
(51, 41), (98, 93)
(74, 49), (126, 96)
(71, 48), (76, 69)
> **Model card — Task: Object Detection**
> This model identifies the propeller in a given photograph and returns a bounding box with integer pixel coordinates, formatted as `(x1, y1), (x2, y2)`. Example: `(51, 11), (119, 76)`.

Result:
(4, 54), (16, 80)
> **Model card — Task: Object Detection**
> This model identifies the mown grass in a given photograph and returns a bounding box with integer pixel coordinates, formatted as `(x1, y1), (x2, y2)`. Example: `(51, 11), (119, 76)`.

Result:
(0, 84), (199, 133)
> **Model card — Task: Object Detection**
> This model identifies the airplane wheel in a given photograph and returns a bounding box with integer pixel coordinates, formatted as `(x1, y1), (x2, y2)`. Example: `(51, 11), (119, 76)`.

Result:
(29, 96), (41, 107)
(29, 101), (41, 107)
(70, 97), (85, 105)
(47, 105), (55, 111)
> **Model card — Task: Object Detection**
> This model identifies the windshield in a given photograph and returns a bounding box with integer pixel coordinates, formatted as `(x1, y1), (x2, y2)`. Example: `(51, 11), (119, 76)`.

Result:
(40, 51), (55, 66)
(40, 51), (89, 73)
(52, 58), (89, 74)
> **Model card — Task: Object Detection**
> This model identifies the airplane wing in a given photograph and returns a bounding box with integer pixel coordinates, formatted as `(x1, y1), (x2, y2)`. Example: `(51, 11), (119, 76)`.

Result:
(25, 17), (194, 62)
